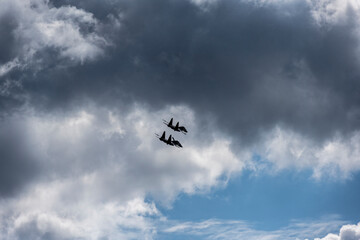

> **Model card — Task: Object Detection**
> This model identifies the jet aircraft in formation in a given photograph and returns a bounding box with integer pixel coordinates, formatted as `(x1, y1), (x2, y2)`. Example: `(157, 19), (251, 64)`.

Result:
(156, 118), (187, 148)
(163, 118), (188, 134)
(155, 131), (183, 148)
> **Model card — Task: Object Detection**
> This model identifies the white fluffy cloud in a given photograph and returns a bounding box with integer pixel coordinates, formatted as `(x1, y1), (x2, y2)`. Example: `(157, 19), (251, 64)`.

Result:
(1, 195), (159, 240)
(1, 103), (359, 238)
(22, 104), (244, 201)
(0, 104), (245, 239)
(315, 222), (360, 240)
(253, 126), (360, 179)
(307, 0), (360, 26)
(0, 0), (107, 71)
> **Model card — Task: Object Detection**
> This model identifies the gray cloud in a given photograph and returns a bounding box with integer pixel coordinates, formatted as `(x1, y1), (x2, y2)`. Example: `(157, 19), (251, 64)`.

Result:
(1, 0), (360, 238)
(0, 0), (359, 206)
(0, 14), (17, 65)
(4, 0), (358, 146)
(0, 118), (40, 197)
(0, 0), (359, 203)
(0, 105), (243, 239)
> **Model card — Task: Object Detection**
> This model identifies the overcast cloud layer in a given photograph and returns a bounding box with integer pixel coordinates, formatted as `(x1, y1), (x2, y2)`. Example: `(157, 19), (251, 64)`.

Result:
(1, 0), (360, 239)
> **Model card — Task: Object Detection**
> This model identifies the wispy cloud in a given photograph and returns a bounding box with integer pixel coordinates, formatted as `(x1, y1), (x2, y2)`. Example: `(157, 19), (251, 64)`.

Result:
(160, 217), (349, 240)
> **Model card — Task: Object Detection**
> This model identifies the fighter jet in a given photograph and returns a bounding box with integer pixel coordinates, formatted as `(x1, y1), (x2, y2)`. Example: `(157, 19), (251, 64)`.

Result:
(171, 136), (183, 148)
(155, 131), (174, 146)
(163, 118), (188, 134)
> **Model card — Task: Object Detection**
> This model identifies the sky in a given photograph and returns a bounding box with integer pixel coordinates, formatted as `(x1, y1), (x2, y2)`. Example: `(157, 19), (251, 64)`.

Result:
(0, 0), (360, 239)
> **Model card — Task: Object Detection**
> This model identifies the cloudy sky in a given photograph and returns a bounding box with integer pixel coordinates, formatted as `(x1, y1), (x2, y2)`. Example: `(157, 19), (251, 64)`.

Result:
(1, 0), (360, 239)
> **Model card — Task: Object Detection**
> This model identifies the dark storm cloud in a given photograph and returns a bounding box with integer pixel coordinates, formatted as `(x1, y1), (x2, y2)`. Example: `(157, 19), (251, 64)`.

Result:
(0, 0), (359, 197)
(0, 119), (40, 197)
(0, 13), (17, 64)
(0, 1), (360, 237)
(13, 0), (360, 145)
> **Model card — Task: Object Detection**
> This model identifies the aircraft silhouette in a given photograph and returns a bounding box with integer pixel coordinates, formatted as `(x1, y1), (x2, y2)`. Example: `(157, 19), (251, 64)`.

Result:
(155, 131), (174, 146)
(163, 118), (188, 134)
(155, 131), (183, 147)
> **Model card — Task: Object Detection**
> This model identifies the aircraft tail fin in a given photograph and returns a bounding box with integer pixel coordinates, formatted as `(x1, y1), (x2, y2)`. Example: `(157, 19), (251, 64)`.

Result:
(175, 122), (179, 128)
(169, 118), (173, 126)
